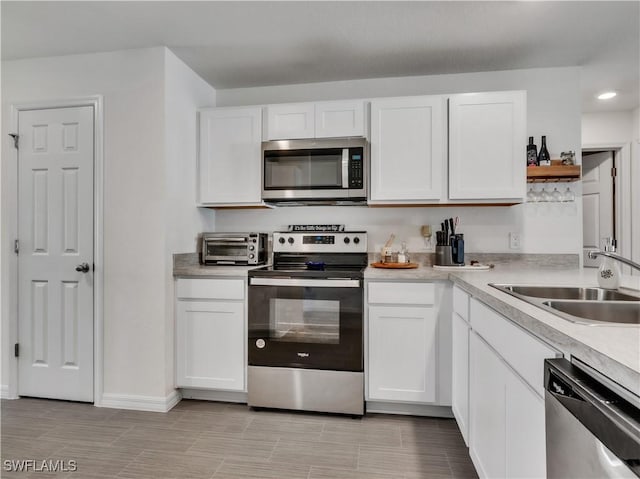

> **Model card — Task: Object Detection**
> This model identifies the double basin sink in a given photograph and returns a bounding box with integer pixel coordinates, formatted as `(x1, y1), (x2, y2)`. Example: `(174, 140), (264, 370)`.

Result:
(490, 284), (640, 326)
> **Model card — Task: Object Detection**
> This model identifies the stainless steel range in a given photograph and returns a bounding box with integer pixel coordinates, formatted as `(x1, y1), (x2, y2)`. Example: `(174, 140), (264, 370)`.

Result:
(247, 227), (368, 415)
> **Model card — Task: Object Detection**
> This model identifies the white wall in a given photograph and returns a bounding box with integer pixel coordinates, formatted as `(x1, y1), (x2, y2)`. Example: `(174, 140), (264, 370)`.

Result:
(1, 47), (215, 402)
(582, 109), (639, 277)
(216, 67), (583, 255)
(163, 49), (216, 394)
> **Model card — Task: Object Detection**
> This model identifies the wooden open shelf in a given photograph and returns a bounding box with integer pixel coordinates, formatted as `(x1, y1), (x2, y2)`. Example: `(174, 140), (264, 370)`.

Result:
(527, 164), (581, 183)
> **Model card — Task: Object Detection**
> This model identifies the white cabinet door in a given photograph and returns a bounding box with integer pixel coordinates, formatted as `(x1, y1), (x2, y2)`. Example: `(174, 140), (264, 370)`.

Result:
(198, 106), (262, 205)
(266, 103), (315, 140)
(176, 300), (245, 391)
(469, 332), (507, 479)
(315, 100), (366, 138)
(448, 91), (526, 200)
(369, 96), (445, 203)
(451, 312), (470, 446)
(368, 305), (437, 403)
(505, 369), (547, 479)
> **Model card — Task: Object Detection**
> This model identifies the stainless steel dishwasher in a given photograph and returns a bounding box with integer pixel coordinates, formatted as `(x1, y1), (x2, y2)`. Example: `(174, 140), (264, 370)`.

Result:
(545, 358), (640, 478)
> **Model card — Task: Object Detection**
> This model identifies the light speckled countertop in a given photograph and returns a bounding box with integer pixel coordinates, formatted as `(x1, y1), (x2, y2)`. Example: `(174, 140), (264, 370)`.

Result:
(174, 251), (639, 395)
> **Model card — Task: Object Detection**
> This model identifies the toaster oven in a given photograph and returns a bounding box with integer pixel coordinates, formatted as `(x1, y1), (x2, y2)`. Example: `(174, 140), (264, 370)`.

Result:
(201, 232), (268, 265)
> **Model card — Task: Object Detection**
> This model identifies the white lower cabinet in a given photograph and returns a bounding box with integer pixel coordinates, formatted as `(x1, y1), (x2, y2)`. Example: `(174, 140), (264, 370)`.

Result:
(367, 281), (451, 405)
(466, 296), (558, 479)
(451, 311), (470, 445)
(368, 305), (437, 402)
(175, 278), (246, 391)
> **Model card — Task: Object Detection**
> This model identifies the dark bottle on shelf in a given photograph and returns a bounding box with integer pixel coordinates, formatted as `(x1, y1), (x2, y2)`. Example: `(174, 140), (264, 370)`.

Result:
(537, 136), (551, 166)
(526, 136), (538, 166)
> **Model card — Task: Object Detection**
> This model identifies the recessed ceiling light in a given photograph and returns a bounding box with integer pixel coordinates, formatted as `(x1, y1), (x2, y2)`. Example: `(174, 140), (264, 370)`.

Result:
(597, 92), (617, 100)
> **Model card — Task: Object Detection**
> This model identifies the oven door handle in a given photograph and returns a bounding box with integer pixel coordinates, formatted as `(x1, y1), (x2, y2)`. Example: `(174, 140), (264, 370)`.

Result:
(250, 277), (360, 288)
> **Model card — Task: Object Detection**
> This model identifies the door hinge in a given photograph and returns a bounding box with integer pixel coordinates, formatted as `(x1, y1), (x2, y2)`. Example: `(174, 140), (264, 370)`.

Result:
(14, 343), (19, 358)
(8, 133), (19, 149)
(612, 167), (617, 177)
(14, 239), (19, 255)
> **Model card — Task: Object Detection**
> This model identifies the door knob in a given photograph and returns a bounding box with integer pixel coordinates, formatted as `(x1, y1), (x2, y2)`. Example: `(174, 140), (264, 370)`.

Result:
(75, 262), (90, 273)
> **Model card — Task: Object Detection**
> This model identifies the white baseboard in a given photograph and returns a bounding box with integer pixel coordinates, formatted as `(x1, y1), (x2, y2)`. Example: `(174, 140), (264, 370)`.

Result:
(0, 384), (16, 399)
(99, 389), (182, 412)
(366, 401), (454, 418)
(180, 388), (247, 403)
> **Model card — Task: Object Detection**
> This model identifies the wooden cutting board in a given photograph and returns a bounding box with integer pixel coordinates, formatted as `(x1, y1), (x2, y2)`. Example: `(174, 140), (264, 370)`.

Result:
(370, 262), (419, 269)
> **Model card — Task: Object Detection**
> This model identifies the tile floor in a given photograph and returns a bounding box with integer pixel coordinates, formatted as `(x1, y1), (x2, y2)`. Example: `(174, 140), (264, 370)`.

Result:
(1, 398), (478, 478)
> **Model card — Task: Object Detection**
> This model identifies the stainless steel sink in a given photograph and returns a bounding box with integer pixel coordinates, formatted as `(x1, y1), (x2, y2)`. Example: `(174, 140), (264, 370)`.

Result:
(489, 283), (640, 326)
(543, 300), (640, 325)
(496, 285), (640, 301)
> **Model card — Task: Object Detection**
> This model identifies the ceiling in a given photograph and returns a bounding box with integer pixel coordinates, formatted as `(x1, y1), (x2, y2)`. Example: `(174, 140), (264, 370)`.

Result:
(2, 1), (638, 113)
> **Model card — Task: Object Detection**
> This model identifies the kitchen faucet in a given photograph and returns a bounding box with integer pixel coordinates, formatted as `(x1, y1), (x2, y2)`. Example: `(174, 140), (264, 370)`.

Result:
(588, 250), (640, 272)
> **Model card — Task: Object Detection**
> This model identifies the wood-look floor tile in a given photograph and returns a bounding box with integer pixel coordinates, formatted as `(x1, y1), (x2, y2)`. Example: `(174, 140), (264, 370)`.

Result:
(270, 439), (358, 469)
(40, 423), (131, 447)
(171, 411), (252, 434)
(358, 444), (451, 476)
(309, 466), (405, 479)
(319, 427), (402, 448)
(111, 425), (200, 453)
(1, 416), (60, 440)
(188, 433), (277, 462)
(106, 409), (185, 428)
(213, 459), (310, 479)
(117, 450), (221, 479)
(0, 437), (67, 462)
(50, 444), (139, 478)
(241, 416), (324, 442)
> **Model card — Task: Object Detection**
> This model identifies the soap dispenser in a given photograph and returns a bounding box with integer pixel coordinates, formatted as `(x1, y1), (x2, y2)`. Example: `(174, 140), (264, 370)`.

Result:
(598, 238), (620, 289)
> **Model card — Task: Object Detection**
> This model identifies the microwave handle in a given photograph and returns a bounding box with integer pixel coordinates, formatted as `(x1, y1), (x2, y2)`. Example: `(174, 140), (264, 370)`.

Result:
(342, 149), (349, 189)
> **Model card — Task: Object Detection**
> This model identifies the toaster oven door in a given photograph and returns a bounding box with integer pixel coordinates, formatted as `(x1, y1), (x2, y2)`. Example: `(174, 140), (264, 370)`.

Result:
(204, 237), (249, 262)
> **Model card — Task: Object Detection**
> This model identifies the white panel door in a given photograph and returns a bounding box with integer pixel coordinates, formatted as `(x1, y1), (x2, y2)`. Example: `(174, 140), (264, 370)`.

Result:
(315, 100), (366, 138)
(449, 91), (526, 200)
(369, 96), (445, 202)
(582, 151), (614, 267)
(176, 300), (245, 391)
(368, 305), (437, 403)
(198, 106), (262, 205)
(18, 106), (94, 402)
(451, 312), (470, 445)
(266, 103), (315, 140)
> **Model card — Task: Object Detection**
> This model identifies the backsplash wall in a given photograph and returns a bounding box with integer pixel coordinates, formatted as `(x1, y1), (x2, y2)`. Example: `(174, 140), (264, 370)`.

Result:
(215, 202), (580, 255)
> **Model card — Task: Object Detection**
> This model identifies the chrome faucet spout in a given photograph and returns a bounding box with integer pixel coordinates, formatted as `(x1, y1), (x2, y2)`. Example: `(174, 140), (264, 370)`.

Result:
(588, 250), (640, 272)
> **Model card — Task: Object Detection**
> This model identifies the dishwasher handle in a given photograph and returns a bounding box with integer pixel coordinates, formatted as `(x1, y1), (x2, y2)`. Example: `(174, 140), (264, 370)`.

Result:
(545, 359), (640, 470)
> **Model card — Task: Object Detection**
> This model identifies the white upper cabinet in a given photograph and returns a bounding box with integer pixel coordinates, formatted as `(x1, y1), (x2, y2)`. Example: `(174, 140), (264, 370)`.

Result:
(315, 100), (366, 138)
(266, 103), (315, 140)
(369, 96), (445, 203)
(198, 106), (263, 206)
(448, 91), (526, 201)
(265, 100), (366, 140)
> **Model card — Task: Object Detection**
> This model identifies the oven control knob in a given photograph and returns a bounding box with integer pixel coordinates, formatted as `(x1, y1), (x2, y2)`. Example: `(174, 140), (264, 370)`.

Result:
(344, 237), (350, 244)
(249, 245), (255, 251)
(249, 253), (255, 259)
(288, 237), (294, 244)
(353, 237), (360, 244)
(278, 237), (285, 244)
(256, 339), (265, 349)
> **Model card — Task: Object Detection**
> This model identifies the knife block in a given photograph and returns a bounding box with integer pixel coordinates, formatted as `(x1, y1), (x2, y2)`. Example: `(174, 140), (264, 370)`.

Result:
(435, 245), (457, 266)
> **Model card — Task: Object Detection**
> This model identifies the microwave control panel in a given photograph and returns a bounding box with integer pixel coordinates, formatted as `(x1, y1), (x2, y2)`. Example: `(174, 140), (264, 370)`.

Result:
(349, 148), (364, 189)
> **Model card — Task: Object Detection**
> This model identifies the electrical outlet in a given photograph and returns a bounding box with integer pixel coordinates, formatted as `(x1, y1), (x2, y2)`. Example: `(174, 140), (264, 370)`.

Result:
(509, 232), (521, 250)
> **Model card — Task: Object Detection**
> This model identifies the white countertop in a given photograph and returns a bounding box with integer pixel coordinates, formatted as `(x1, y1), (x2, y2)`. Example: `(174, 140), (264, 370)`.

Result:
(449, 267), (640, 397)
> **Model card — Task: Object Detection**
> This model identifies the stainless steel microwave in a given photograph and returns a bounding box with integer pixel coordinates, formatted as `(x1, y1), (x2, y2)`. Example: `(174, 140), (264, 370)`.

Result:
(261, 138), (367, 205)
(201, 232), (268, 265)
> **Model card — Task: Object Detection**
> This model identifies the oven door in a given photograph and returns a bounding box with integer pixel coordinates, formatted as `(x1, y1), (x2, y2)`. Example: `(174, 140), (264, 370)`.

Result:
(248, 277), (363, 372)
